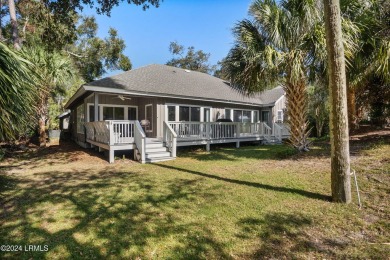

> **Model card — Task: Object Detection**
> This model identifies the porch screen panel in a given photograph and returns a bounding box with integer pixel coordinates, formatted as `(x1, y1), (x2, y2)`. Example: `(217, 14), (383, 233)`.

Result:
(179, 106), (190, 121)
(168, 106), (176, 121)
(190, 107), (201, 122)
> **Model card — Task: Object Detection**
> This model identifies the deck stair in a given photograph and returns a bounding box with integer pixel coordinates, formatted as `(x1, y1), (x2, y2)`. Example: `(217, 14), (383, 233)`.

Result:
(136, 139), (175, 163)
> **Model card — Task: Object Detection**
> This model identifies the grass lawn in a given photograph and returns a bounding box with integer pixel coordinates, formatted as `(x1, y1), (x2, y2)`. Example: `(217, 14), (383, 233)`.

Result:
(0, 128), (389, 259)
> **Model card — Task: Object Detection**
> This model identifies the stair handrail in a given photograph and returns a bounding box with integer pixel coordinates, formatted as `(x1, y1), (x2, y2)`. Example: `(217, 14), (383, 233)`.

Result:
(262, 122), (272, 141)
(134, 120), (146, 163)
(163, 121), (177, 157)
(273, 122), (283, 142)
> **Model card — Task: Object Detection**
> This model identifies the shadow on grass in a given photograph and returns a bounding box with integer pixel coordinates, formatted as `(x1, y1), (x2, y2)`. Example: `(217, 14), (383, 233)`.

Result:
(236, 213), (352, 258)
(178, 142), (299, 162)
(237, 213), (315, 258)
(154, 163), (330, 201)
(0, 140), (107, 171)
(0, 169), (231, 259)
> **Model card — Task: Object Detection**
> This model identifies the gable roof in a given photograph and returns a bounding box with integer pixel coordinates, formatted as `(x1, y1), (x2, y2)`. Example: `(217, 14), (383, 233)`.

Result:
(65, 64), (284, 108)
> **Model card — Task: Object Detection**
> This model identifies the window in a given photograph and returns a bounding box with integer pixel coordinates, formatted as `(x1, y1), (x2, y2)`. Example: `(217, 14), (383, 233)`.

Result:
(225, 109), (232, 120)
(277, 110), (283, 122)
(190, 107), (201, 121)
(77, 105), (85, 133)
(168, 106), (176, 121)
(128, 107), (137, 120)
(253, 111), (259, 123)
(179, 106), (190, 121)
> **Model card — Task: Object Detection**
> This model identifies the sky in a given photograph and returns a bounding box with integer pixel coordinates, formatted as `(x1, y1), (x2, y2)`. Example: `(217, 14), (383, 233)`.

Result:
(82, 0), (253, 74)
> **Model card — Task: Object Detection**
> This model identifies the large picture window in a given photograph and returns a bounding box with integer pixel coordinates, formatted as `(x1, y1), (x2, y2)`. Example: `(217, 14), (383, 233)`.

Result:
(77, 105), (85, 133)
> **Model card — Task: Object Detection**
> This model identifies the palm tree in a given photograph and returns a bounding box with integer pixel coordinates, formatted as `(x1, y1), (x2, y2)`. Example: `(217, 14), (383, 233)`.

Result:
(0, 42), (36, 141)
(223, 0), (321, 151)
(22, 46), (75, 146)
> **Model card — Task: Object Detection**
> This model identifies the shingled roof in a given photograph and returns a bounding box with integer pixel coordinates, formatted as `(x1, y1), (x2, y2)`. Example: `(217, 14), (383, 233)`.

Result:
(66, 64), (284, 108)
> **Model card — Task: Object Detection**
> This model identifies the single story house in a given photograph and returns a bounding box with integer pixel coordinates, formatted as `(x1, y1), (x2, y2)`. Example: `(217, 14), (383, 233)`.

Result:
(64, 64), (289, 163)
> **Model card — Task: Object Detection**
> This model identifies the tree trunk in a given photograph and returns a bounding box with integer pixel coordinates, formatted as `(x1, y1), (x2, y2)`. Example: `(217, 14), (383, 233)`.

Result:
(323, 0), (351, 203)
(38, 117), (47, 147)
(8, 0), (21, 50)
(347, 83), (357, 131)
(37, 93), (49, 147)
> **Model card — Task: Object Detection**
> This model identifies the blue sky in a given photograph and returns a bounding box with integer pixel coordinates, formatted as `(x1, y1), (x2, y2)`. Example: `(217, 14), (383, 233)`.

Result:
(83, 0), (252, 73)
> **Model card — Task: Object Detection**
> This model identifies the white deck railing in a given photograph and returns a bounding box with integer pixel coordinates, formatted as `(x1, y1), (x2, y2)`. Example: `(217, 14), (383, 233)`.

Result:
(163, 121), (177, 157)
(85, 121), (289, 148)
(168, 122), (270, 140)
(84, 120), (135, 145)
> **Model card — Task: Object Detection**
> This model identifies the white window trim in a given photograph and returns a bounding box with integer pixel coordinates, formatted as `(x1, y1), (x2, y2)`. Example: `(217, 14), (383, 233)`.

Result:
(87, 103), (138, 121)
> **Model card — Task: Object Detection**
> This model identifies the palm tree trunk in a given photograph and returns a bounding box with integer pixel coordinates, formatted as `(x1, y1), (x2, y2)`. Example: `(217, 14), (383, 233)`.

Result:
(284, 80), (310, 151)
(8, 0), (21, 50)
(323, 0), (351, 203)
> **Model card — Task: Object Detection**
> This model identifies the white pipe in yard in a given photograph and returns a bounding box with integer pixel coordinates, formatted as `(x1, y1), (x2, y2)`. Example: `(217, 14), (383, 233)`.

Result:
(352, 170), (362, 209)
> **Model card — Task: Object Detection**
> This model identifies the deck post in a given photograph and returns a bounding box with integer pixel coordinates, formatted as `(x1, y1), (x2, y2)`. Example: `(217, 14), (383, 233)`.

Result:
(109, 121), (114, 145)
(206, 142), (210, 152)
(109, 148), (114, 163)
(236, 123), (241, 138)
(236, 141), (240, 148)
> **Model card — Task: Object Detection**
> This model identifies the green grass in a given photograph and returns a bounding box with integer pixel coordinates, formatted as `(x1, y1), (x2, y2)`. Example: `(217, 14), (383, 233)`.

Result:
(0, 137), (389, 259)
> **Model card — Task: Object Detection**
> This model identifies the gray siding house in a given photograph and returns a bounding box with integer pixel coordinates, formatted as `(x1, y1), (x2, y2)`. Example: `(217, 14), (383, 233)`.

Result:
(64, 64), (288, 163)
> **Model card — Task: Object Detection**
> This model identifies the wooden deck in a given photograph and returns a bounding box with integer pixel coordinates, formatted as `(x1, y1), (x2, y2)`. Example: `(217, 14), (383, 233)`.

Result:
(84, 120), (290, 163)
